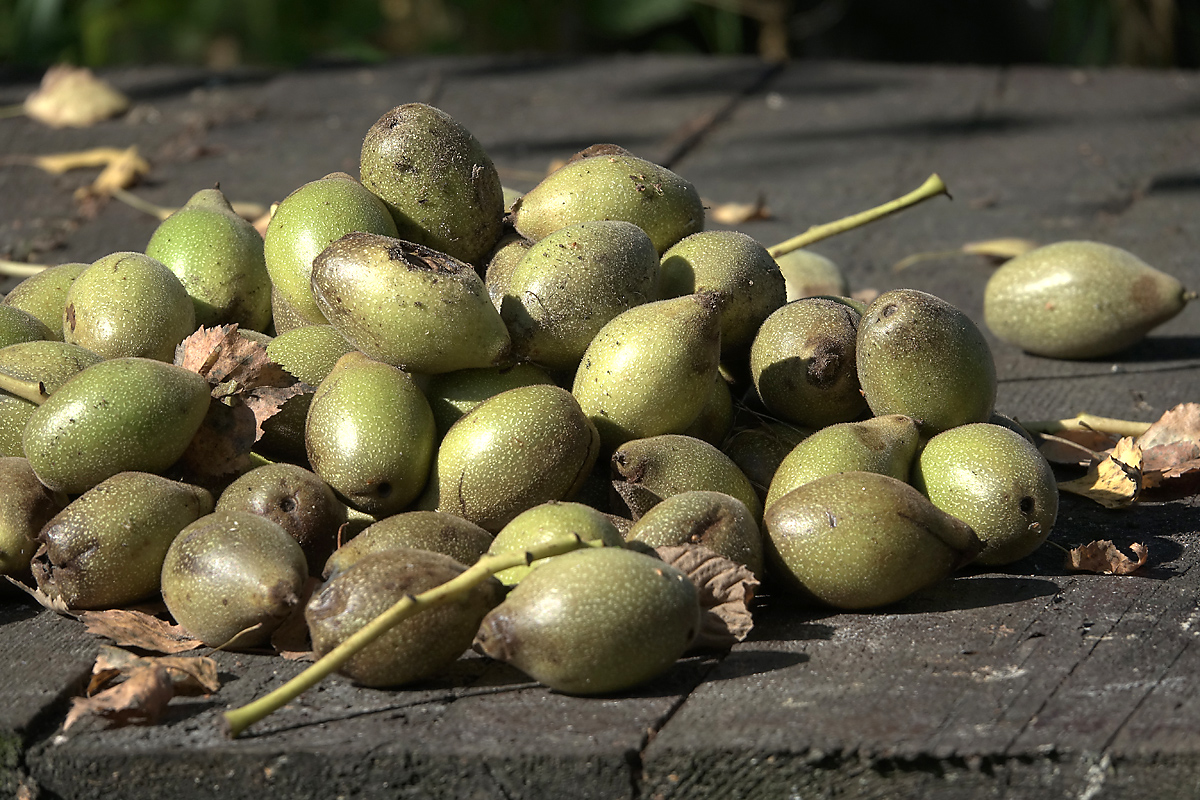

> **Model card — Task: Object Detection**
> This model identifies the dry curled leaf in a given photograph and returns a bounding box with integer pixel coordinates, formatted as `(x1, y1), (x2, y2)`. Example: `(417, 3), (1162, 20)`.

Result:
(1058, 436), (1142, 508)
(1136, 402), (1200, 487)
(4, 573), (72, 615)
(708, 195), (771, 225)
(63, 663), (174, 732)
(654, 544), (758, 651)
(1064, 540), (1149, 575)
(78, 608), (203, 654)
(24, 65), (130, 128)
(174, 325), (308, 475)
(90, 646), (219, 696)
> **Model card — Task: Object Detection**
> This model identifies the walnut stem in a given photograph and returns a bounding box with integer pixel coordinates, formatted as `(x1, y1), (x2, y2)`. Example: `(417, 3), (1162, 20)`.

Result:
(221, 534), (607, 739)
(0, 373), (49, 404)
(1021, 413), (1152, 439)
(768, 174), (950, 258)
(0, 260), (48, 278)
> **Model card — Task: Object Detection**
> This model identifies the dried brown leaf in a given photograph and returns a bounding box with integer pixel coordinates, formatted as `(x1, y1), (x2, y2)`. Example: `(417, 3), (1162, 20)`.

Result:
(174, 325), (307, 470)
(1136, 402), (1200, 486)
(1058, 436), (1141, 508)
(4, 573), (72, 615)
(1064, 540), (1149, 575)
(709, 195), (771, 225)
(63, 664), (174, 732)
(24, 65), (130, 128)
(78, 608), (203, 654)
(655, 544), (758, 651)
(91, 645), (220, 696)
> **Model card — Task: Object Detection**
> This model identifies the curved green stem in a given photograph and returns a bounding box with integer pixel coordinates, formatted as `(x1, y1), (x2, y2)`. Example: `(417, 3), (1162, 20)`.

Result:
(0, 104), (24, 120)
(1022, 413), (1151, 439)
(221, 534), (606, 738)
(0, 373), (49, 404)
(111, 187), (174, 221)
(0, 260), (48, 278)
(768, 174), (951, 258)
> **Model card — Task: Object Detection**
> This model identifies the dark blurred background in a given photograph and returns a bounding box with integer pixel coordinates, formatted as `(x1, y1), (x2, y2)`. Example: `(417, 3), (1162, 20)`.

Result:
(1, 0), (1197, 72)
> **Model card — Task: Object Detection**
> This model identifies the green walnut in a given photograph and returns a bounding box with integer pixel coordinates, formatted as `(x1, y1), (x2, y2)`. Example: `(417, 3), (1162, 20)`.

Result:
(475, 546), (700, 694)
(984, 240), (1190, 359)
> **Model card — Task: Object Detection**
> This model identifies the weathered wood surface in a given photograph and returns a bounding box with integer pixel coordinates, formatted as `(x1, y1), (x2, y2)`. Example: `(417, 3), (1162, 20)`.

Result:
(2, 56), (1200, 799)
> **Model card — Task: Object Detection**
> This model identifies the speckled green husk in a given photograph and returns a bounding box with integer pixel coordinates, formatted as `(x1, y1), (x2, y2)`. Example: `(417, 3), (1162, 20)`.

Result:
(0, 340), (103, 393)
(161, 511), (307, 647)
(64, 252), (196, 361)
(501, 219), (660, 370)
(0, 305), (52, 349)
(984, 240), (1188, 359)
(764, 471), (982, 610)
(750, 297), (865, 429)
(216, 463), (348, 576)
(311, 232), (511, 374)
(476, 547), (700, 695)
(721, 422), (813, 503)
(33, 472), (213, 609)
(513, 154), (704, 255)
(775, 249), (848, 302)
(258, 324), (355, 461)
(359, 103), (504, 266)
(912, 423), (1058, 566)
(1, 262), (88, 340)
(856, 289), (996, 435)
(765, 414), (920, 513)
(265, 172), (399, 326)
(487, 501), (625, 585)
(305, 351), (435, 517)
(484, 233), (533, 311)
(612, 434), (762, 522)
(0, 395), (34, 457)
(0, 457), (66, 575)
(659, 230), (785, 355)
(423, 362), (555, 436)
(424, 384), (600, 533)
(680, 374), (734, 446)
(308, 548), (504, 688)
(22, 358), (212, 494)
(322, 511), (495, 579)
(626, 490), (763, 579)
(147, 188), (272, 331)
(572, 293), (721, 450)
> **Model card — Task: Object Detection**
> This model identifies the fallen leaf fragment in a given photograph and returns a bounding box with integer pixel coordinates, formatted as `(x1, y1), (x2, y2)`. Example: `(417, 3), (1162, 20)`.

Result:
(173, 325), (308, 475)
(4, 573), (72, 615)
(1136, 402), (1200, 487)
(1058, 436), (1142, 508)
(655, 544), (758, 651)
(709, 195), (771, 225)
(91, 646), (219, 696)
(24, 65), (130, 128)
(78, 608), (203, 654)
(64, 664), (174, 732)
(1064, 540), (1149, 575)
(1037, 430), (1118, 466)
(88, 146), (150, 195)
(961, 237), (1039, 260)
(30, 147), (133, 174)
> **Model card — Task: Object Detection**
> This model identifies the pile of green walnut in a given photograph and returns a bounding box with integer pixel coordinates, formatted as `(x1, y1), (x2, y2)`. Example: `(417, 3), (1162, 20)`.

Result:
(0, 103), (1191, 708)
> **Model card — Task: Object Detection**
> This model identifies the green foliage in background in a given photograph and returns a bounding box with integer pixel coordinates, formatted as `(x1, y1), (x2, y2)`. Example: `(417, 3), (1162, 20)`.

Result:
(0, 0), (1192, 69)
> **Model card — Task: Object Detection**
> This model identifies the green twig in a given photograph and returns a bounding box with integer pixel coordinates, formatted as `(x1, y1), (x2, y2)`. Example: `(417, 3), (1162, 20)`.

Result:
(0, 104), (25, 120)
(0, 373), (49, 404)
(221, 533), (606, 738)
(1021, 413), (1152, 439)
(768, 174), (951, 258)
(111, 187), (174, 221)
(0, 260), (48, 278)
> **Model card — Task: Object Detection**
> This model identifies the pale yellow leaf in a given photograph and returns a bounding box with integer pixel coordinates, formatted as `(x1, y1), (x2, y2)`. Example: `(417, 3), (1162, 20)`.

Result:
(1058, 436), (1142, 508)
(24, 65), (130, 128)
